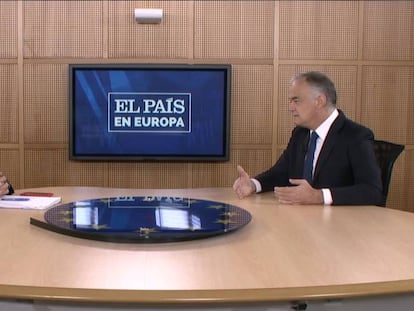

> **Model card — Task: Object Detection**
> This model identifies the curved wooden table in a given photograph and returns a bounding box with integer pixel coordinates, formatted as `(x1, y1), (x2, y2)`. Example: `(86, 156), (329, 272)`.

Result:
(1, 187), (414, 309)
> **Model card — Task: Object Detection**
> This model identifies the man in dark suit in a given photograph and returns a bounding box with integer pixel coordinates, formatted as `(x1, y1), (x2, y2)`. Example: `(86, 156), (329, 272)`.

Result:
(233, 71), (384, 206)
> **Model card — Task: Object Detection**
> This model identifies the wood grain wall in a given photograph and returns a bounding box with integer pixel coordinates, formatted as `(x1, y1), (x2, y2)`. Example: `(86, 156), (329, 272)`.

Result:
(0, 1), (412, 211)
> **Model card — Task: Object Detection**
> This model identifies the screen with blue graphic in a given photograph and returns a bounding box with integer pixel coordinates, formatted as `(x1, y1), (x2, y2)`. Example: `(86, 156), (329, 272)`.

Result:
(69, 64), (231, 160)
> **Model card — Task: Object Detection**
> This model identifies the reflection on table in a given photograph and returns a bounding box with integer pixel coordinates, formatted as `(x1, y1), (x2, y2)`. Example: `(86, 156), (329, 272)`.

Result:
(31, 195), (251, 243)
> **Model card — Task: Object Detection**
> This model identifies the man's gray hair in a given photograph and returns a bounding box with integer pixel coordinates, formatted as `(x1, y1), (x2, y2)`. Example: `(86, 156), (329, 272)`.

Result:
(292, 71), (337, 106)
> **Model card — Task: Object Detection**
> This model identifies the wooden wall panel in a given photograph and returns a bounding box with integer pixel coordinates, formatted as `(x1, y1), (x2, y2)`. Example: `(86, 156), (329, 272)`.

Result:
(23, 64), (68, 144)
(363, 1), (414, 61)
(0, 2), (17, 58)
(231, 65), (273, 145)
(405, 151), (414, 212)
(360, 66), (411, 211)
(0, 150), (20, 190)
(361, 66), (412, 144)
(279, 1), (359, 60)
(408, 88), (414, 146)
(194, 1), (274, 59)
(108, 162), (190, 189)
(191, 148), (273, 188)
(191, 161), (235, 188)
(108, 1), (190, 59)
(222, 149), (273, 184)
(277, 65), (358, 145)
(0, 64), (18, 143)
(23, 1), (104, 58)
(24, 149), (106, 187)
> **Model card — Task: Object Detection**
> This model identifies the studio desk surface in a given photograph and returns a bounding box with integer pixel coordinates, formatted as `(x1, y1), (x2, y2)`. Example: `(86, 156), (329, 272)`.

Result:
(1, 186), (414, 306)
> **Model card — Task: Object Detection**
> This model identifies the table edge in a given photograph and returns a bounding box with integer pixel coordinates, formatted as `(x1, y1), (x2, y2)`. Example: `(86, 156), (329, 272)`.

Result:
(2, 280), (414, 305)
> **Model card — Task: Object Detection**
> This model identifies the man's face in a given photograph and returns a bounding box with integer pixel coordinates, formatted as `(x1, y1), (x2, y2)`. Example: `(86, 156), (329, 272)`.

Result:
(288, 79), (320, 129)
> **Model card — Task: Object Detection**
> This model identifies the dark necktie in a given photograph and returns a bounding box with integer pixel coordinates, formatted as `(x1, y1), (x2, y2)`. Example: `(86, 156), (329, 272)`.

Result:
(303, 131), (318, 182)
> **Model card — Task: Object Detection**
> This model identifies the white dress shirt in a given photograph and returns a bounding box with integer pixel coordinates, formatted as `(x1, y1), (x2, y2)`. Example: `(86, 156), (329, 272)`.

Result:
(313, 109), (339, 205)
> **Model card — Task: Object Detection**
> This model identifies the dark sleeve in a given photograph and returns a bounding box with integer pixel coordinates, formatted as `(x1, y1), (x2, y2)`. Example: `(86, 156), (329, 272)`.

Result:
(330, 130), (384, 206)
(255, 150), (291, 192)
(7, 182), (14, 195)
(255, 127), (308, 192)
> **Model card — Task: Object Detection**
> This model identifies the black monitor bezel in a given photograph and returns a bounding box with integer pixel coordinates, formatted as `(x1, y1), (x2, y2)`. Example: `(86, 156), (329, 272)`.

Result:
(68, 63), (231, 161)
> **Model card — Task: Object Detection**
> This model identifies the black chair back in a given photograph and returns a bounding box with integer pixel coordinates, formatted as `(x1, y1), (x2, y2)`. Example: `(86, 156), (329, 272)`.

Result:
(373, 140), (404, 206)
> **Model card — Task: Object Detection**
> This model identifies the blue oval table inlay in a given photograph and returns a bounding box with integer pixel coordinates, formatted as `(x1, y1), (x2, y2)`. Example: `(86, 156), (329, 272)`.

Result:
(30, 196), (252, 243)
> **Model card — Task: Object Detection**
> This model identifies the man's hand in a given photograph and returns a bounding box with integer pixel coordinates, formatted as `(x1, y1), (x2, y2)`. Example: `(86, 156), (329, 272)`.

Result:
(233, 165), (256, 199)
(274, 179), (324, 205)
(0, 172), (11, 196)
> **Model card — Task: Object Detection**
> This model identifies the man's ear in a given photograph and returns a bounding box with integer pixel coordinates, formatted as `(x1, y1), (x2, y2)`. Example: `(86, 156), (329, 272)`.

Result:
(316, 94), (328, 108)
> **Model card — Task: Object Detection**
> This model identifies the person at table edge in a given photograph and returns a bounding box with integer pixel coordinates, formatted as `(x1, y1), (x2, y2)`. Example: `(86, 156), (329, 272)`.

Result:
(0, 171), (14, 196)
(233, 71), (384, 206)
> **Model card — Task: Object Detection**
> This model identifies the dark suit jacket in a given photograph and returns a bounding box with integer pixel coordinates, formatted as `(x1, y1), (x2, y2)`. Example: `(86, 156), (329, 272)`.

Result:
(255, 110), (384, 206)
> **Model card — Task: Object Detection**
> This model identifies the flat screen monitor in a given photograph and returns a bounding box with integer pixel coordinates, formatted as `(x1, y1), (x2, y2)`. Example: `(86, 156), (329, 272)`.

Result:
(69, 64), (231, 161)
